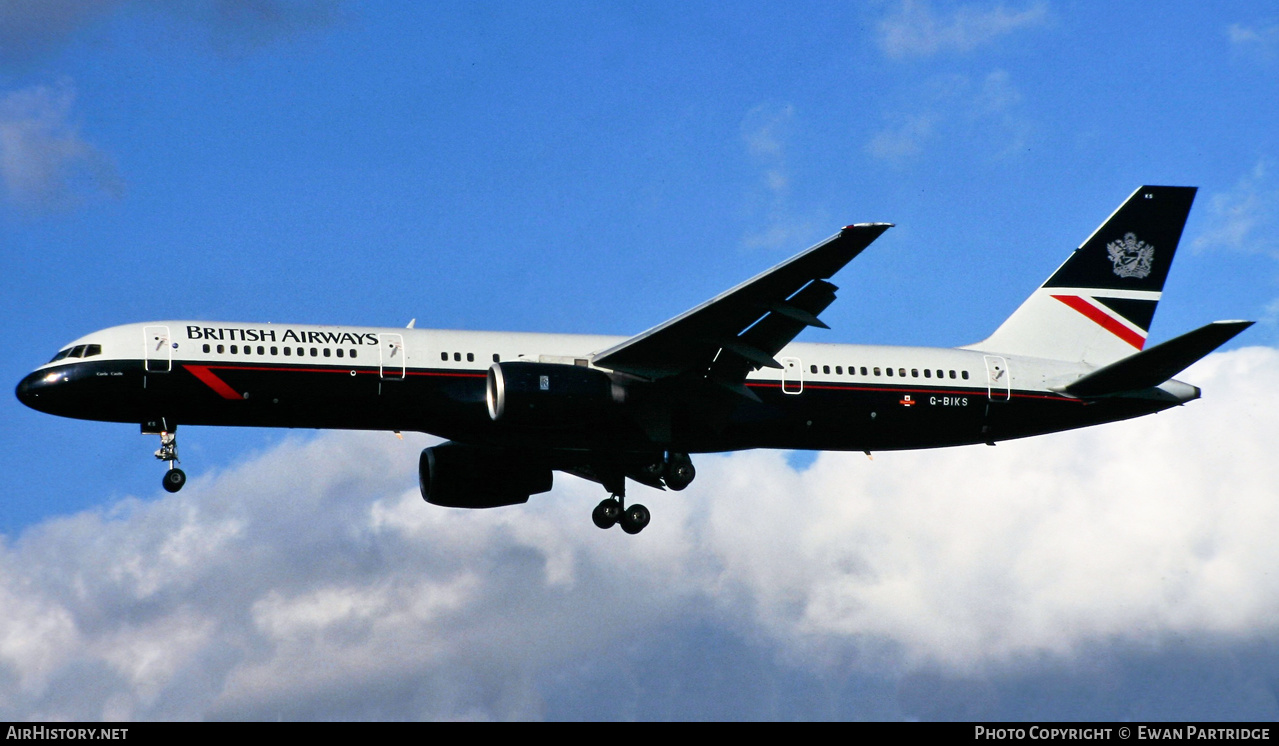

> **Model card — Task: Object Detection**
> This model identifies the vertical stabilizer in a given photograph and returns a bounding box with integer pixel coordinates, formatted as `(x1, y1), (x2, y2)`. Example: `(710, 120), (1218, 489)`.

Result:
(966, 186), (1197, 366)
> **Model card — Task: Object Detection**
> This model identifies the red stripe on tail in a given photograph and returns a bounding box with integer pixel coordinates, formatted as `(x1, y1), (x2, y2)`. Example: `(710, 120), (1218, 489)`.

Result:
(1051, 295), (1145, 350)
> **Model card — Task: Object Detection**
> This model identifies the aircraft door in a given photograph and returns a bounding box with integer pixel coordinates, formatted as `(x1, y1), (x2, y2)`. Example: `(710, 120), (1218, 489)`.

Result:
(984, 355), (1010, 401)
(781, 357), (803, 394)
(143, 325), (172, 373)
(379, 333), (405, 380)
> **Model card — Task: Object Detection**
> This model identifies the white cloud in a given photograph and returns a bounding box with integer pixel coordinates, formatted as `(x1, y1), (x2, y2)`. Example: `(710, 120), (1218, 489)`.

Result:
(0, 82), (123, 210)
(865, 70), (1030, 163)
(0, 1), (342, 66)
(1227, 22), (1279, 61)
(0, 0), (126, 67)
(866, 115), (934, 162)
(173, 0), (345, 57)
(1193, 161), (1279, 256)
(739, 103), (822, 250)
(2, 347), (1278, 718)
(726, 351), (1279, 670)
(878, 0), (1049, 59)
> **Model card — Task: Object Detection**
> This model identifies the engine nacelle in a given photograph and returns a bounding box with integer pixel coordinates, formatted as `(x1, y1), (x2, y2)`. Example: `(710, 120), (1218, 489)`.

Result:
(419, 442), (553, 509)
(486, 361), (620, 428)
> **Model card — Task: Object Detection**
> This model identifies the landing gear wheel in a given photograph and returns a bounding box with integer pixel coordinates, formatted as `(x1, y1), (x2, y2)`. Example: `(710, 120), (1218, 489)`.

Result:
(663, 453), (696, 491)
(619, 503), (650, 535)
(592, 499), (621, 529)
(162, 468), (187, 493)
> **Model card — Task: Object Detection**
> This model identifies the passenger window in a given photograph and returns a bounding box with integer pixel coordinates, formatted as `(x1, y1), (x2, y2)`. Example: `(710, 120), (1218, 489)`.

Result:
(467, 353), (474, 362)
(860, 367), (868, 375)
(230, 345), (238, 354)
(493, 353), (500, 362)
(284, 347), (291, 356)
(203, 344), (211, 353)
(937, 370), (944, 378)
(336, 348), (344, 358)
(217, 345), (225, 354)
(823, 365), (830, 374)
(810, 365), (817, 374)
(873, 367), (881, 376)
(245, 346), (251, 355)
(924, 369), (931, 378)
(886, 368), (894, 377)
(311, 348), (318, 357)
(441, 352), (448, 361)
(899, 368), (906, 377)
(271, 347), (278, 355)
(350, 349), (357, 359)
(835, 366), (842, 375)
(911, 369), (918, 378)
(949, 370), (956, 379)
(257, 346), (265, 355)
(454, 352), (461, 362)
(323, 348), (331, 357)
(962, 370), (970, 380)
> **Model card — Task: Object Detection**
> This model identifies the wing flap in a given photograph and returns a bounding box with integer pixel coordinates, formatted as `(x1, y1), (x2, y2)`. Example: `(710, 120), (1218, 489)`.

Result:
(760, 299), (830, 329)
(708, 279), (840, 386)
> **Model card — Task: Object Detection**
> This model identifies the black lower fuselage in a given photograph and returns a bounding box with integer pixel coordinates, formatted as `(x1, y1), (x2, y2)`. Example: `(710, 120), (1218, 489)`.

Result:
(16, 351), (1181, 457)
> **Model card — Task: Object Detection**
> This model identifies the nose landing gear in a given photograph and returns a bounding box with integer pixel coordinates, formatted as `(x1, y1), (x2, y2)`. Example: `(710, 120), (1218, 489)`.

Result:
(153, 429), (186, 493)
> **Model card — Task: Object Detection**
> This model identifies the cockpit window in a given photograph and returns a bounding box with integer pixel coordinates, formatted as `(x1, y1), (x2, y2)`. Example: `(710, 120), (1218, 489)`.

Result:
(47, 343), (102, 363)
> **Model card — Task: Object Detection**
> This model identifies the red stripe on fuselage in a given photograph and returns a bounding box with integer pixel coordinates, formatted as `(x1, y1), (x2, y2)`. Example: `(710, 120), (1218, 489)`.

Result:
(1051, 294), (1145, 349)
(180, 361), (1080, 405)
(184, 365), (245, 400)
(187, 362), (484, 379)
(745, 380), (1085, 404)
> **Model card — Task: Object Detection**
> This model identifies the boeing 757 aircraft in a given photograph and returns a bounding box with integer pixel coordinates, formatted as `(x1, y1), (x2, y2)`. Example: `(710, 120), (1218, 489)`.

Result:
(16, 186), (1251, 534)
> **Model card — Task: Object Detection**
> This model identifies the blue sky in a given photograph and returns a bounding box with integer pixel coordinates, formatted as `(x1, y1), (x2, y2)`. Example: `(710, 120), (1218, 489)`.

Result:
(3, 1), (1279, 721)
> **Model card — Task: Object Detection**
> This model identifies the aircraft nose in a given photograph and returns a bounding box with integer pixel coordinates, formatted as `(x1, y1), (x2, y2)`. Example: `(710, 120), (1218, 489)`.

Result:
(15, 368), (68, 413)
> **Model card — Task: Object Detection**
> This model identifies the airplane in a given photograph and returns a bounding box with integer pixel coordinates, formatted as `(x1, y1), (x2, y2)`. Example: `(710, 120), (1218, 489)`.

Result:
(15, 186), (1252, 535)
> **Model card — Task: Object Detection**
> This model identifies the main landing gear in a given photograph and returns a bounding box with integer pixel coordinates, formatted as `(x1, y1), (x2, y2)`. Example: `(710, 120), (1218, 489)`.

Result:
(154, 430), (186, 493)
(590, 452), (696, 535)
(662, 452), (695, 491)
(593, 493), (651, 535)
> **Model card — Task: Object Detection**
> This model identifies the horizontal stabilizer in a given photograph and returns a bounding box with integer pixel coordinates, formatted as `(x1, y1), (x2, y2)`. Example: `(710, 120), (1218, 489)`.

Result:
(1058, 320), (1253, 398)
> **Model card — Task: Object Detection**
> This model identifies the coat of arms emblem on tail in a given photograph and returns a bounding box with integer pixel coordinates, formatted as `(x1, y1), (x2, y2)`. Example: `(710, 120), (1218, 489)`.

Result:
(1107, 232), (1155, 279)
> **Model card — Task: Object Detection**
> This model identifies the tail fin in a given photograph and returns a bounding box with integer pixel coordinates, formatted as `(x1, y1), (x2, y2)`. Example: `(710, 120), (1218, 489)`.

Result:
(967, 186), (1198, 366)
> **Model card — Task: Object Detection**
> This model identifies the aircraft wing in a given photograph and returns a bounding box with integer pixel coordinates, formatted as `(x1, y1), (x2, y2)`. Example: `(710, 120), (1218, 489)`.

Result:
(592, 223), (893, 394)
